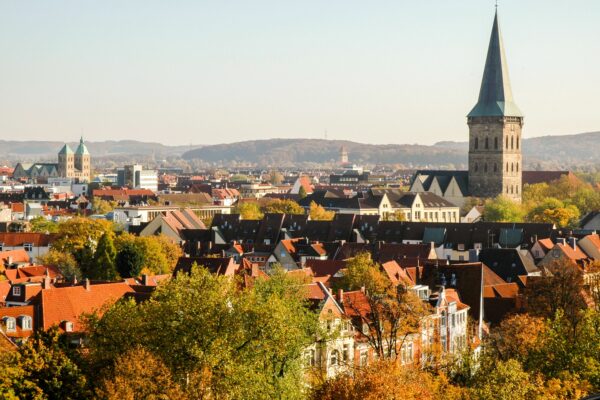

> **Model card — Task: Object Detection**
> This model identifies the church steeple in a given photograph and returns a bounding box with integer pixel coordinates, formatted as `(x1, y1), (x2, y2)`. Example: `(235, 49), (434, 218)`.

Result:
(468, 11), (522, 118)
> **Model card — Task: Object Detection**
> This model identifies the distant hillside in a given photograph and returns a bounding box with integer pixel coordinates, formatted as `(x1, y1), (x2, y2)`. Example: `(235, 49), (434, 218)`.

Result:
(0, 140), (197, 159)
(181, 139), (466, 167)
(182, 132), (600, 168)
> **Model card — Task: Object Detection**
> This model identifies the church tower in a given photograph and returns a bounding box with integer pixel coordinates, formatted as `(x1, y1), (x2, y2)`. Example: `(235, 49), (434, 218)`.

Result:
(468, 11), (523, 202)
(74, 137), (91, 182)
(57, 144), (74, 178)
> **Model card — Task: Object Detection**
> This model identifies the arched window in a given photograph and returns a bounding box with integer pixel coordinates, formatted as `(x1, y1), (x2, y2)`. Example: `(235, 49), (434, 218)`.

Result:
(511, 186), (514, 194)
(516, 135), (520, 150)
(494, 137), (498, 149)
(485, 137), (489, 149)
(511, 163), (514, 172)
(506, 163), (509, 172)
(511, 136), (514, 149)
(493, 163), (497, 172)
(506, 136), (509, 149)
(516, 185), (519, 194)
(330, 350), (340, 366)
(474, 137), (478, 149)
(484, 163), (488, 173)
(516, 163), (519, 172)
(474, 163), (478, 173)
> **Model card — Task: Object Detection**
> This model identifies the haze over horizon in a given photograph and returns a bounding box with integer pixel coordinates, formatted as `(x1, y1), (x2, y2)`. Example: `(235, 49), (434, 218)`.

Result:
(1, 0), (598, 146)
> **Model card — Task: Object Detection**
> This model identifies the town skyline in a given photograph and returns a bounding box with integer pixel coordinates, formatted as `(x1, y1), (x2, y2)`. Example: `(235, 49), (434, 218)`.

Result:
(1, 0), (599, 146)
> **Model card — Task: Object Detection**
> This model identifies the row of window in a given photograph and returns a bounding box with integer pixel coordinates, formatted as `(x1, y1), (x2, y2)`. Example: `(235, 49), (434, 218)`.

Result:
(473, 161), (520, 174)
(2, 315), (32, 332)
(473, 134), (520, 151)
(0, 243), (34, 252)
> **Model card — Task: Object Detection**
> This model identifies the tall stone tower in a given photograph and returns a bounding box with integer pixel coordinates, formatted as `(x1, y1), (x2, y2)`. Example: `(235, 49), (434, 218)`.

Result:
(57, 144), (74, 178)
(74, 137), (91, 182)
(468, 11), (523, 202)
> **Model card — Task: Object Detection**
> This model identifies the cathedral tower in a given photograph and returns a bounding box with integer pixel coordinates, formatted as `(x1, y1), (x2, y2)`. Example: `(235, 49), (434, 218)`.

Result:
(468, 11), (523, 202)
(57, 144), (74, 178)
(74, 137), (91, 182)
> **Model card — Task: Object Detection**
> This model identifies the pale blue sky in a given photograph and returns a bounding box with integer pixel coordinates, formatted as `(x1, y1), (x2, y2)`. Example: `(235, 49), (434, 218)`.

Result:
(0, 1), (598, 146)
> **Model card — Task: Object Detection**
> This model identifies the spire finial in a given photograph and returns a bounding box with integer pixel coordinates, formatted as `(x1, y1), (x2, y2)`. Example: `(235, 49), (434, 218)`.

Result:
(495, 0), (498, 10)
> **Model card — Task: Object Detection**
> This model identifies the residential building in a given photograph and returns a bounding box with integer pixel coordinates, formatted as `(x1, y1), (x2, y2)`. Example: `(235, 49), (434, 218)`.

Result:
(117, 164), (158, 191)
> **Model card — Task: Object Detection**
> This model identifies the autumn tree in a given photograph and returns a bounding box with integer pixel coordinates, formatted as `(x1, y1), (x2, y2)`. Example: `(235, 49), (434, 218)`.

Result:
(0, 328), (89, 399)
(309, 201), (335, 221)
(313, 360), (465, 400)
(96, 347), (185, 400)
(85, 266), (318, 399)
(264, 199), (305, 215)
(37, 250), (81, 281)
(267, 171), (285, 185)
(29, 216), (59, 233)
(298, 186), (308, 199)
(486, 313), (546, 364)
(115, 233), (181, 275)
(526, 197), (580, 227)
(483, 195), (524, 222)
(342, 252), (430, 360)
(91, 198), (117, 215)
(234, 201), (264, 220)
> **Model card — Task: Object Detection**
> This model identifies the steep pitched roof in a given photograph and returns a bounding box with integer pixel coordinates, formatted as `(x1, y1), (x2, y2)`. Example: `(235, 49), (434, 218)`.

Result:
(468, 12), (523, 118)
(40, 282), (134, 332)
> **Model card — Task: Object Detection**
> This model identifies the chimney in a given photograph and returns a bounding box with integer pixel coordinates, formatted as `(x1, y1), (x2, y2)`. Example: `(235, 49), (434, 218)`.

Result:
(7, 256), (12, 266)
(338, 288), (344, 304)
(569, 237), (577, 250)
(84, 278), (91, 291)
(360, 286), (365, 293)
(42, 268), (51, 289)
(558, 238), (567, 246)
(72, 275), (78, 285)
(142, 274), (149, 286)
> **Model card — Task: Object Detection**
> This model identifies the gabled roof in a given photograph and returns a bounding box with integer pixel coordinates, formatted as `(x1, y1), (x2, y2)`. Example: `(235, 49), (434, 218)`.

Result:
(468, 12), (523, 118)
(0, 233), (56, 247)
(58, 144), (74, 155)
(40, 282), (134, 332)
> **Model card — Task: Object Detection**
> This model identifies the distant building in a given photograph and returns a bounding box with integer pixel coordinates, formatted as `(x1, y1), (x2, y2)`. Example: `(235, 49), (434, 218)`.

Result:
(13, 137), (91, 183)
(117, 164), (158, 192)
(339, 146), (349, 165)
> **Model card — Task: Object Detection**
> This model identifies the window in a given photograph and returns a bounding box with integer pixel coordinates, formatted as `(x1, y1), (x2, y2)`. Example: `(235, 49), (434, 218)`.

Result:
(485, 137), (489, 149)
(511, 163), (514, 172)
(506, 136), (509, 149)
(474, 137), (478, 149)
(343, 344), (350, 362)
(360, 350), (368, 366)
(506, 162), (509, 172)
(474, 163), (478, 173)
(516, 135), (520, 149)
(516, 162), (519, 172)
(493, 163), (497, 172)
(484, 163), (488, 173)
(0, 243), (3, 252)
(12, 286), (21, 296)
(494, 137), (498, 149)
(64, 321), (74, 332)
(305, 349), (316, 366)
(3, 317), (16, 332)
(19, 316), (32, 330)
(511, 136), (514, 149)
(23, 243), (33, 252)
(330, 350), (340, 366)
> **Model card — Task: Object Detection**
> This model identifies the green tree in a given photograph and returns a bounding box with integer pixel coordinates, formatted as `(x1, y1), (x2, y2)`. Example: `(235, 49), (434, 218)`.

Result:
(52, 217), (114, 270)
(526, 198), (580, 228)
(29, 216), (59, 233)
(90, 232), (118, 280)
(0, 328), (89, 400)
(264, 199), (305, 215)
(309, 201), (335, 221)
(115, 242), (144, 278)
(86, 266), (318, 399)
(234, 201), (264, 220)
(91, 198), (116, 215)
(469, 359), (538, 400)
(298, 186), (308, 199)
(267, 171), (285, 185)
(37, 250), (82, 281)
(483, 196), (524, 222)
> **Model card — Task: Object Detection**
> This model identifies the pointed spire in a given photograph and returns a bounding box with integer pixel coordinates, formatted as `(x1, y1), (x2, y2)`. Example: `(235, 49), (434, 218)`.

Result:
(468, 11), (523, 118)
(75, 137), (89, 155)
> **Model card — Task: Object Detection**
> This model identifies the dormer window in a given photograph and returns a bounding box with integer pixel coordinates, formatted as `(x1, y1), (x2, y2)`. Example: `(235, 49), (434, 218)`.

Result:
(3, 317), (16, 332)
(12, 286), (21, 297)
(0, 243), (3, 251)
(23, 243), (33, 252)
(19, 315), (32, 330)
(63, 321), (74, 332)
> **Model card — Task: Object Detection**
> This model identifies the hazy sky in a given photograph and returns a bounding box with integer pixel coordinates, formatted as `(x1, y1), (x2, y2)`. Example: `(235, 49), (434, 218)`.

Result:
(1, 1), (598, 146)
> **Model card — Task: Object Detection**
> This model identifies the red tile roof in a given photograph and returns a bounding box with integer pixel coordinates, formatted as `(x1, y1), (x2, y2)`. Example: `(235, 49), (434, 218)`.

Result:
(305, 260), (345, 277)
(381, 261), (414, 286)
(0, 305), (35, 338)
(40, 282), (135, 332)
(537, 238), (554, 252)
(557, 243), (588, 261)
(444, 288), (470, 310)
(0, 233), (56, 247)
(4, 265), (60, 283)
(0, 250), (30, 265)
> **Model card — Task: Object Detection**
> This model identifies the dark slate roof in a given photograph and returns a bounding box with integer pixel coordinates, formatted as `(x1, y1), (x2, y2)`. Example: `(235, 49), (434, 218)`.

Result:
(468, 12), (523, 118)
(522, 171), (575, 186)
(412, 170), (469, 197)
(478, 248), (540, 283)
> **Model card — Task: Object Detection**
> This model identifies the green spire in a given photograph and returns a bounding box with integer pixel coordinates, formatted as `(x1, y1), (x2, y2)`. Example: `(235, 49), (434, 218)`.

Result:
(75, 137), (90, 155)
(58, 144), (74, 155)
(468, 11), (523, 118)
